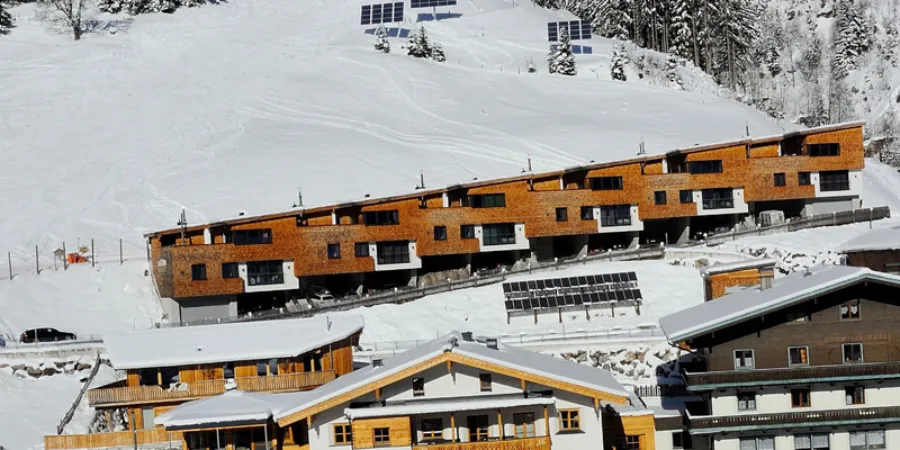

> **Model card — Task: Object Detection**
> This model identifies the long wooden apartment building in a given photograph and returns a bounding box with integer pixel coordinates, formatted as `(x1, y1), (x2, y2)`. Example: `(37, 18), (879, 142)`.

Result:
(146, 122), (866, 322)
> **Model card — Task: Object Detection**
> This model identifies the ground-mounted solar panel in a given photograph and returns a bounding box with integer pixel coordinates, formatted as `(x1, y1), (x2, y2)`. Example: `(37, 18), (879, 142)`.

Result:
(633, 289), (643, 300)
(573, 294), (584, 305)
(527, 280), (537, 290)
(536, 279), (545, 290)
(601, 274), (612, 283)
(560, 278), (569, 288)
(577, 276), (588, 286)
(361, 5), (372, 25)
(613, 273), (623, 283)
(411, 0), (456, 7)
(623, 290), (635, 300)
(547, 20), (591, 42)
(616, 290), (627, 301)
(546, 296), (557, 308)
(502, 284), (512, 294)
(539, 297), (549, 308)
(505, 300), (514, 311)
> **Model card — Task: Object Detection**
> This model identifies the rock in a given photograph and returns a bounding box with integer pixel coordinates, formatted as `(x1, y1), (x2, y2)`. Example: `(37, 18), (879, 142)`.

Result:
(26, 367), (44, 378)
(54, 361), (67, 369)
(0, 363), (8, 370)
(42, 367), (60, 376)
(13, 369), (27, 379)
(11, 364), (25, 371)
(74, 362), (93, 372)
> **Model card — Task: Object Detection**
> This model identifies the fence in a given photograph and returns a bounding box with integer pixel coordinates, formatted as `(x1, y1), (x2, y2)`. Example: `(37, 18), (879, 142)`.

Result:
(632, 384), (690, 398)
(160, 244), (665, 329)
(679, 206), (890, 247)
(0, 237), (144, 281)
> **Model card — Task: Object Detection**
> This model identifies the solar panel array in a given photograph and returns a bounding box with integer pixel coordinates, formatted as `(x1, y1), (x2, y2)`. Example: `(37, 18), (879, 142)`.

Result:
(410, 0), (457, 8)
(361, 2), (404, 25)
(549, 44), (594, 55)
(547, 20), (592, 42)
(502, 272), (641, 313)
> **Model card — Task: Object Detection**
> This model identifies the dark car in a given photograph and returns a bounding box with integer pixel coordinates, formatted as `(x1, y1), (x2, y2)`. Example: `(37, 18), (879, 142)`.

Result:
(19, 327), (77, 343)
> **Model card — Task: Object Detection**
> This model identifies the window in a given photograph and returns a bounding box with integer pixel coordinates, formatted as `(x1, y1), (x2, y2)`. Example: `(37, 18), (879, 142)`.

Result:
(467, 194), (506, 208)
(376, 241), (410, 264)
(460, 225), (475, 239)
(363, 210), (400, 226)
(774, 173), (786, 186)
(580, 206), (595, 220)
(599, 205), (632, 227)
(555, 207), (568, 222)
(740, 436), (775, 450)
(679, 190), (693, 203)
(355, 242), (370, 257)
(701, 188), (734, 209)
(191, 264), (207, 281)
(256, 359), (279, 376)
(232, 229), (272, 245)
(590, 176), (624, 191)
(851, 431), (885, 450)
(795, 434), (830, 450)
(246, 260), (284, 286)
(672, 432), (685, 450)
(624, 435), (642, 450)
(840, 302), (861, 320)
(799, 171), (811, 186)
(327, 243), (341, 259)
(654, 191), (667, 205)
(558, 409), (581, 431)
(434, 226), (447, 241)
(791, 388), (811, 407)
(513, 412), (535, 438)
(373, 428), (390, 446)
(734, 350), (755, 369)
(221, 262), (239, 279)
(843, 343), (864, 363)
(412, 377), (424, 397)
(467, 416), (489, 442)
(846, 386), (865, 405)
(689, 160), (723, 174)
(421, 418), (443, 440)
(820, 170), (850, 191)
(786, 310), (808, 323)
(737, 392), (757, 411)
(789, 346), (809, 366)
(482, 224), (516, 246)
(479, 373), (492, 392)
(809, 143), (840, 157)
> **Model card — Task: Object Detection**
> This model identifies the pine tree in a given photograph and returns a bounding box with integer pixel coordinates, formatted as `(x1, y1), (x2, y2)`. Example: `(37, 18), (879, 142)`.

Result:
(144, 0), (177, 13)
(595, 0), (632, 40)
(97, 0), (124, 12)
(406, 26), (432, 59)
(431, 42), (446, 62)
(179, 0), (205, 8)
(548, 26), (576, 76)
(123, 0), (147, 15)
(833, 0), (873, 77)
(669, 0), (694, 60)
(374, 25), (390, 53)
(610, 43), (628, 81)
(666, 53), (683, 89)
(0, 1), (13, 36)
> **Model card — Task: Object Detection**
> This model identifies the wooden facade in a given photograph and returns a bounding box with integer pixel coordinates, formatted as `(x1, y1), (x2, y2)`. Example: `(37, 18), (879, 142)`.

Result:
(846, 249), (900, 274)
(146, 123), (865, 300)
(351, 416), (412, 449)
(702, 267), (774, 301)
(602, 410), (657, 450)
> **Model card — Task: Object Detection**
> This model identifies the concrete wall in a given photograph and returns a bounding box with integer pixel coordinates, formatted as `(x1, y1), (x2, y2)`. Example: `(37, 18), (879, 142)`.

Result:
(710, 379), (900, 415)
(177, 295), (237, 322)
(372, 241), (423, 272)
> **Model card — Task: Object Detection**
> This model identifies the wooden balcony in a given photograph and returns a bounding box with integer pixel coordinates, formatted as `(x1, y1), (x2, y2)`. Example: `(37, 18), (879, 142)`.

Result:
(684, 361), (900, 391)
(689, 406), (900, 434)
(413, 436), (551, 450)
(45, 429), (182, 450)
(88, 371), (335, 407)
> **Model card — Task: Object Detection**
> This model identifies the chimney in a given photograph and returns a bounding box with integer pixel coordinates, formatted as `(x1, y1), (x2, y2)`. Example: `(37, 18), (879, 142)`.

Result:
(461, 332), (474, 342)
(485, 338), (498, 350)
(372, 359), (384, 368)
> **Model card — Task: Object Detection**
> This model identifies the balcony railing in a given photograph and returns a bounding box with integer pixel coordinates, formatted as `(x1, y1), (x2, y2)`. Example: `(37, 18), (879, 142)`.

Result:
(413, 436), (551, 450)
(701, 198), (734, 210)
(235, 370), (335, 393)
(690, 406), (900, 433)
(45, 429), (183, 450)
(685, 362), (900, 390)
(820, 179), (851, 192)
(88, 371), (335, 407)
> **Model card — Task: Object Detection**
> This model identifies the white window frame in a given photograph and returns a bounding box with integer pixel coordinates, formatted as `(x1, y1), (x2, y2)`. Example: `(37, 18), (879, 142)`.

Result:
(842, 342), (864, 364)
(850, 430), (886, 450)
(845, 385), (866, 405)
(737, 392), (757, 411)
(788, 345), (810, 367)
(734, 349), (755, 370)
(794, 433), (830, 450)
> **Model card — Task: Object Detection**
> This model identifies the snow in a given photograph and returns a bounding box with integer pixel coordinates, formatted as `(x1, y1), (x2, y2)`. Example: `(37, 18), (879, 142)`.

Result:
(699, 258), (777, 275)
(344, 394), (555, 419)
(104, 315), (364, 369)
(840, 224), (900, 253)
(155, 390), (285, 428)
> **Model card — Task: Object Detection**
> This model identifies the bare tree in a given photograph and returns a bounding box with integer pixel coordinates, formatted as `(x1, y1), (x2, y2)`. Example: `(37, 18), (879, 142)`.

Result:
(41, 0), (87, 40)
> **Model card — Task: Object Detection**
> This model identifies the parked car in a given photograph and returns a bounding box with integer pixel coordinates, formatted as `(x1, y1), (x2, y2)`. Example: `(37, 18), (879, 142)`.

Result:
(19, 327), (77, 343)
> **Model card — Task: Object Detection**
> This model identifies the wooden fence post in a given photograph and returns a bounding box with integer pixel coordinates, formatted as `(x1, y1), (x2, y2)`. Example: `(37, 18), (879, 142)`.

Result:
(7, 252), (11, 280)
(35, 245), (40, 274)
(91, 239), (95, 268)
(63, 242), (67, 270)
(120, 238), (123, 265)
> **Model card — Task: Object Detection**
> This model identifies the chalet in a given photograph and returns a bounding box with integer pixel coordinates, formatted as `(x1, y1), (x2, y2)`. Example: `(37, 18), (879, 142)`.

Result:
(83, 315), (363, 433)
(841, 225), (900, 274)
(144, 122), (867, 323)
(699, 259), (776, 301)
(48, 331), (661, 450)
(659, 265), (900, 450)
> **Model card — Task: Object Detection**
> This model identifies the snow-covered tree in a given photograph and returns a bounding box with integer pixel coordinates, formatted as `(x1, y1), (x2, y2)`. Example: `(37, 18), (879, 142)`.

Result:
(374, 24), (390, 53)
(40, 0), (87, 40)
(595, 0), (632, 40)
(610, 43), (628, 80)
(406, 26), (432, 58)
(144, 0), (176, 13)
(669, 0), (694, 60)
(548, 26), (576, 75)
(0, 1), (13, 35)
(431, 42), (446, 62)
(122, 0), (146, 15)
(179, 0), (205, 7)
(833, 0), (873, 77)
(666, 53), (683, 88)
(97, 0), (123, 12)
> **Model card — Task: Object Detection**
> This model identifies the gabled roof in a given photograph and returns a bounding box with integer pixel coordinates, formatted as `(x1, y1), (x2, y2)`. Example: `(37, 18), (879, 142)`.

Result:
(156, 390), (285, 428)
(659, 265), (900, 343)
(699, 258), (777, 276)
(840, 225), (900, 253)
(103, 315), (364, 370)
(273, 331), (630, 426)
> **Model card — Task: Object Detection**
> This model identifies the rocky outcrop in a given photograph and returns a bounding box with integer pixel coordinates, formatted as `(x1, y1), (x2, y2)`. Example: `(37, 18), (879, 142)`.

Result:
(557, 344), (682, 382)
(0, 357), (112, 380)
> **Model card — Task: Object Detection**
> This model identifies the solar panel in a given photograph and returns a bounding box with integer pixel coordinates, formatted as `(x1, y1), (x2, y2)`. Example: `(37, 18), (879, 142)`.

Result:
(548, 296), (558, 308)
(633, 289), (643, 300)
(547, 20), (591, 42)
(611, 273), (622, 283)
(361, 2), (404, 25)
(502, 284), (512, 294)
(505, 300), (514, 311)
(536, 279), (546, 290)
(411, 0), (456, 8)
(577, 276), (588, 286)
(552, 279), (562, 288)
(597, 292), (608, 302)
(565, 295), (575, 306)
(614, 290), (626, 301)
(527, 280), (537, 290)
(561, 278), (571, 288)
(539, 297), (549, 308)
(361, 5), (372, 25)
(602, 274), (612, 283)
(627, 271), (637, 281)
(573, 294), (584, 305)
(623, 290), (634, 300)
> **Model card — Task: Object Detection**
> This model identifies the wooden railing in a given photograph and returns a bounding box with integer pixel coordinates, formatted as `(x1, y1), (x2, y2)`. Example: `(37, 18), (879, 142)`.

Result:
(690, 406), (900, 431)
(413, 436), (551, 450)
(235, 370), (335, 392)
(685, 361), (900, 390)
(88, 379), (226, 406)
(45, 429), (182, 450)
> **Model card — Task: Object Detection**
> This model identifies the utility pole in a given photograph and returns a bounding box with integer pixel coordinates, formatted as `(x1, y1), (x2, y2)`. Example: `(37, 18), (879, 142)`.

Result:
(177, 208), (188, 244)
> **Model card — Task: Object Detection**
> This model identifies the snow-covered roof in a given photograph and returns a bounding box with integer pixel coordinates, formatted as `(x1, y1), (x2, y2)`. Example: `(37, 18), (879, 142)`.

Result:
(156, 390), (285, 428)
(273, 331), (629, 423)
(659, 265), (900, 343)
(840, 225), (900, 253)
(344, 394), (555, 419)
(103, 315), (364, 369)
(699, 258), (777, 276)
